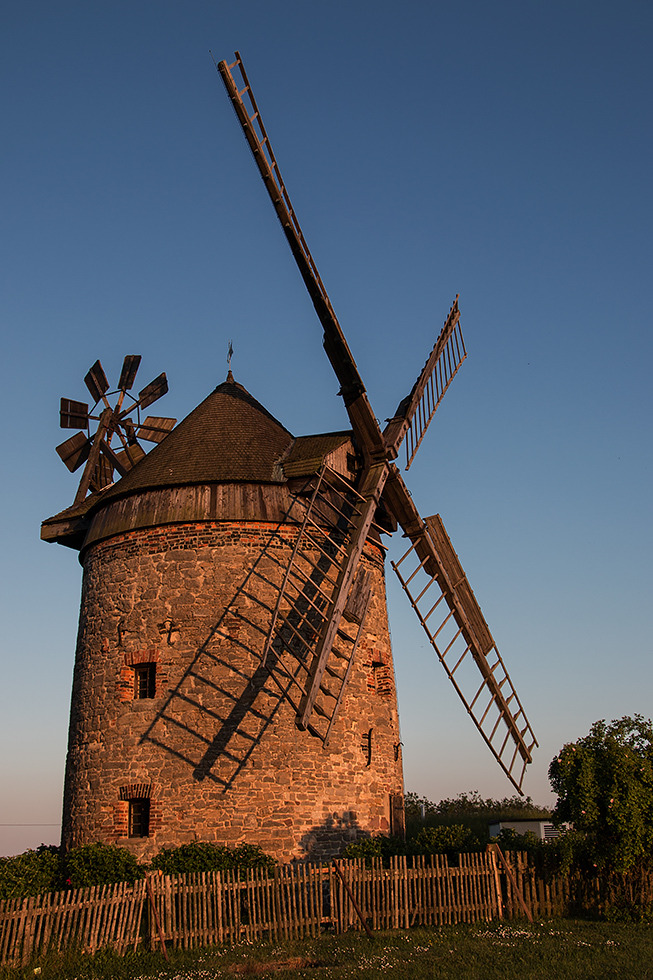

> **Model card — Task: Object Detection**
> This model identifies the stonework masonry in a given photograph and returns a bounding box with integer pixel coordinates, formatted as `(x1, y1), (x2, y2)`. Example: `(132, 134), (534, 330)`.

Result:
(62, 518), (404, 862)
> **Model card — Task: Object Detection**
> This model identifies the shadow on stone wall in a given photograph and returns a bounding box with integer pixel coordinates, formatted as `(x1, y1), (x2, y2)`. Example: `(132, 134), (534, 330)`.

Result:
(297, 810), (371, 862)
(138, 487), (350, 791)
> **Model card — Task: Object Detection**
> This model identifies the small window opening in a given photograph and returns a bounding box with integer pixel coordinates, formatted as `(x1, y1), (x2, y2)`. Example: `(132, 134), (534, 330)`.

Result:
(134, 663), (156, 699)
(361, 728), (373, 767)
(129, 799), (150, 838)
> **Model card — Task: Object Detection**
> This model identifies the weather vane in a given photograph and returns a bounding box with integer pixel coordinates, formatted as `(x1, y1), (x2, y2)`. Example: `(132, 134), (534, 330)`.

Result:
(227, 340), (234, 371)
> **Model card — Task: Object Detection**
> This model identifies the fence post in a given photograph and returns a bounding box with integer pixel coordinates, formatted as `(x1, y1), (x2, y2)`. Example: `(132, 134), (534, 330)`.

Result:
(333, 862), (373, 939)
(487, 845), (533, 923)
(145, 875), (169, 961)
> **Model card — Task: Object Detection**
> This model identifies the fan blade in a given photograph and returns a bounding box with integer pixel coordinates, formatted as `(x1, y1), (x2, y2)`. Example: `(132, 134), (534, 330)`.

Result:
(218, 54), (384, 456)
(118, 355), (141, 391)
(111, 443), (146, 474)
(383, 297), (466, 469)
(89, 455), (114, 491)
(56, 431), (91, 472)
(391, 507), (538, 794)
(136, 416), (176, 443)
(73, 407), (113, 505)
(138, 373), (168, 411)
(60, 398), (89, 429)
(84, 360), (109, 403)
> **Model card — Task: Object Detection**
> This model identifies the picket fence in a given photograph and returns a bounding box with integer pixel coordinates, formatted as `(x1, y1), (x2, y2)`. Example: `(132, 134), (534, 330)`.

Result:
(0, 851), (570, 967)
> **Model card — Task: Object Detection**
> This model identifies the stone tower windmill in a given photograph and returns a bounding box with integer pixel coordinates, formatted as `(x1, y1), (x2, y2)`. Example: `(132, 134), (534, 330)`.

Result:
(42, 53), (537, 863)
(43, 371), (404, 861)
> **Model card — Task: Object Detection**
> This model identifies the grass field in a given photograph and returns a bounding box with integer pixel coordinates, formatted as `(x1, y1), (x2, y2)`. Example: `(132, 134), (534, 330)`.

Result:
(2, 919), (652, 980)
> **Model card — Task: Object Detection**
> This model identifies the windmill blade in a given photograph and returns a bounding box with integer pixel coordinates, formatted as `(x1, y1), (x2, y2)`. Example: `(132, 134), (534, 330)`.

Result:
(84, 360), (109, 404)
(217, 53), (383, 455)
(391, 507), (538, 794)
(56, 431), (91, 472)
(73, 407), (113, 505)
(60, 398), (89, 430)
(297, 461), (388, 728)
(135, 373), (169, 412)
(89, 455), (114, 492)
(102, 440), (146, 476)
(383, 296), (467, 469)
(260, 462), (386, 741)
(136, 416), (177, 443)
(118, 355), (141, 391)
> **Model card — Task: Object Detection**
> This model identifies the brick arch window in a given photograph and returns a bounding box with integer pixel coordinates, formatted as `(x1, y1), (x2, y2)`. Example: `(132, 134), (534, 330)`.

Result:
(134, 663), (156, 699)
(120, 783), (152, 838)
(118, 648), (166, 703)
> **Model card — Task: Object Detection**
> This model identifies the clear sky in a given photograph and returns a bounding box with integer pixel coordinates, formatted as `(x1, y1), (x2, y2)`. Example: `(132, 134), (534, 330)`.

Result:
(1, 1), (651, 856)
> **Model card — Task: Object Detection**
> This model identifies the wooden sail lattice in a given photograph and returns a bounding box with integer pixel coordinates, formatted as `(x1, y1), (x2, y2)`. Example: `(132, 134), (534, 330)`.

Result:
(392, 515), (538, 792)
(383, 298), (467, 471)
(261, 465), (374, 745)
(217, 50), (538, 787)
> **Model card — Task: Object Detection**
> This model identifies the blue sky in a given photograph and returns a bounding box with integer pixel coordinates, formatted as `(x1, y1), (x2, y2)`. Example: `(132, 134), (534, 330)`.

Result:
(1, 1), (651, 855)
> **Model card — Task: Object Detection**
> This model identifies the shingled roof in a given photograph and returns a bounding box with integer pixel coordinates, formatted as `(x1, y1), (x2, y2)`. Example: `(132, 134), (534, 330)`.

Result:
(97, 374), (294, 504)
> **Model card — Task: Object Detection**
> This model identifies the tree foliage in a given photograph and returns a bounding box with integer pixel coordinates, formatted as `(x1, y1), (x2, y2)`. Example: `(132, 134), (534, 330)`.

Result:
(549, 715), (653, 872)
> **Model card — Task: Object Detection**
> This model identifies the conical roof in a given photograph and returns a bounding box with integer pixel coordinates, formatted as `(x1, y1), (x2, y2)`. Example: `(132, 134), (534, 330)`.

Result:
(98, 374), (294, 505)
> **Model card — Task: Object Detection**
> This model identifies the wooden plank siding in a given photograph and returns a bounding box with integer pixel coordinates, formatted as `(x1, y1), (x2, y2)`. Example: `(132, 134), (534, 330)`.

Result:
(5, 853), (653, 966)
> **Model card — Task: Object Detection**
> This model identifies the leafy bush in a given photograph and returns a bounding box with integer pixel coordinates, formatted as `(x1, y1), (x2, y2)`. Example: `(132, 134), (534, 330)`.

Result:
(342, 826), (480, 865)
(412, 823), (481, 854)
(151, 841), (276, 875)
(341, 835), (408, 864)
(491, 827), (543, 853)
(64, 842), (144, 887)
(0, 845), (63, 899)
(549, 714), (653, 873)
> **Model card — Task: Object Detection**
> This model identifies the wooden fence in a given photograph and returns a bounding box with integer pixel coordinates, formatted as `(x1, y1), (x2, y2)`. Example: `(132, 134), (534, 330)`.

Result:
(0, 851), (584, 967)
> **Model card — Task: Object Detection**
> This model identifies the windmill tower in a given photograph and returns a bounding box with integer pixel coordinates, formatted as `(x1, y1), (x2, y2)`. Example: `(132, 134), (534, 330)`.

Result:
(42, 54), (537, 863)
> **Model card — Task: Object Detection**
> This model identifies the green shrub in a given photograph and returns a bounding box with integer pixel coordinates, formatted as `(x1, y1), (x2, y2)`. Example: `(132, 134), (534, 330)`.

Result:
(64, 842), (144, 888)
(151, 841), (276, 875)
(412, 823), (481, 854)
(491, 827), (542, 853)
(342, 826), (481, 865)
(0, 845), (63, 899)
(341, 835), (408, 864)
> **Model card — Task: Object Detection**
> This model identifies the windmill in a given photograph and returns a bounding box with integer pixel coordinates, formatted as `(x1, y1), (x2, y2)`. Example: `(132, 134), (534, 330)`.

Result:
(56, 356), (176, 505)
(217, 53), (537, 792)
(43, 54), (537, 864)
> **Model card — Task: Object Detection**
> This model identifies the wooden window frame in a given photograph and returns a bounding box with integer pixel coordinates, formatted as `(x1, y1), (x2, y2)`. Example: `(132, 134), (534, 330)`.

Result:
(128, 798), (151, 838)
(134, 662), (156, 700)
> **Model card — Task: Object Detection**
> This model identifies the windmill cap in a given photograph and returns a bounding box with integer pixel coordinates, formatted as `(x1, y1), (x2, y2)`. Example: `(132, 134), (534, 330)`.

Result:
(94, 376), (294, 505)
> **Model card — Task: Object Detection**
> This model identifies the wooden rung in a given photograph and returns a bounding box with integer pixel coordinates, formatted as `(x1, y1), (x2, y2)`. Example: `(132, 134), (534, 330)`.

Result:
(286, 566), (334, 605)
(277, 578), (331, 621)
(270, 666), (308, 697)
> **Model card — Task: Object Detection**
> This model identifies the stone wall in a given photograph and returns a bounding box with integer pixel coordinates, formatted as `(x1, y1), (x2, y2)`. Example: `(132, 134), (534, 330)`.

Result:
(62, 518), (404, 862)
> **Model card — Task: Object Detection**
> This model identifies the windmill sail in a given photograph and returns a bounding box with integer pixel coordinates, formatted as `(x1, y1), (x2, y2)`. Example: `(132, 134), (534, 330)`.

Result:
(217, 54), (383, 455)
(392, 513), (537, 792)
(383, 297), (467, 469)
(218, 51), (537, 791)
(261, 463), (385, 742)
